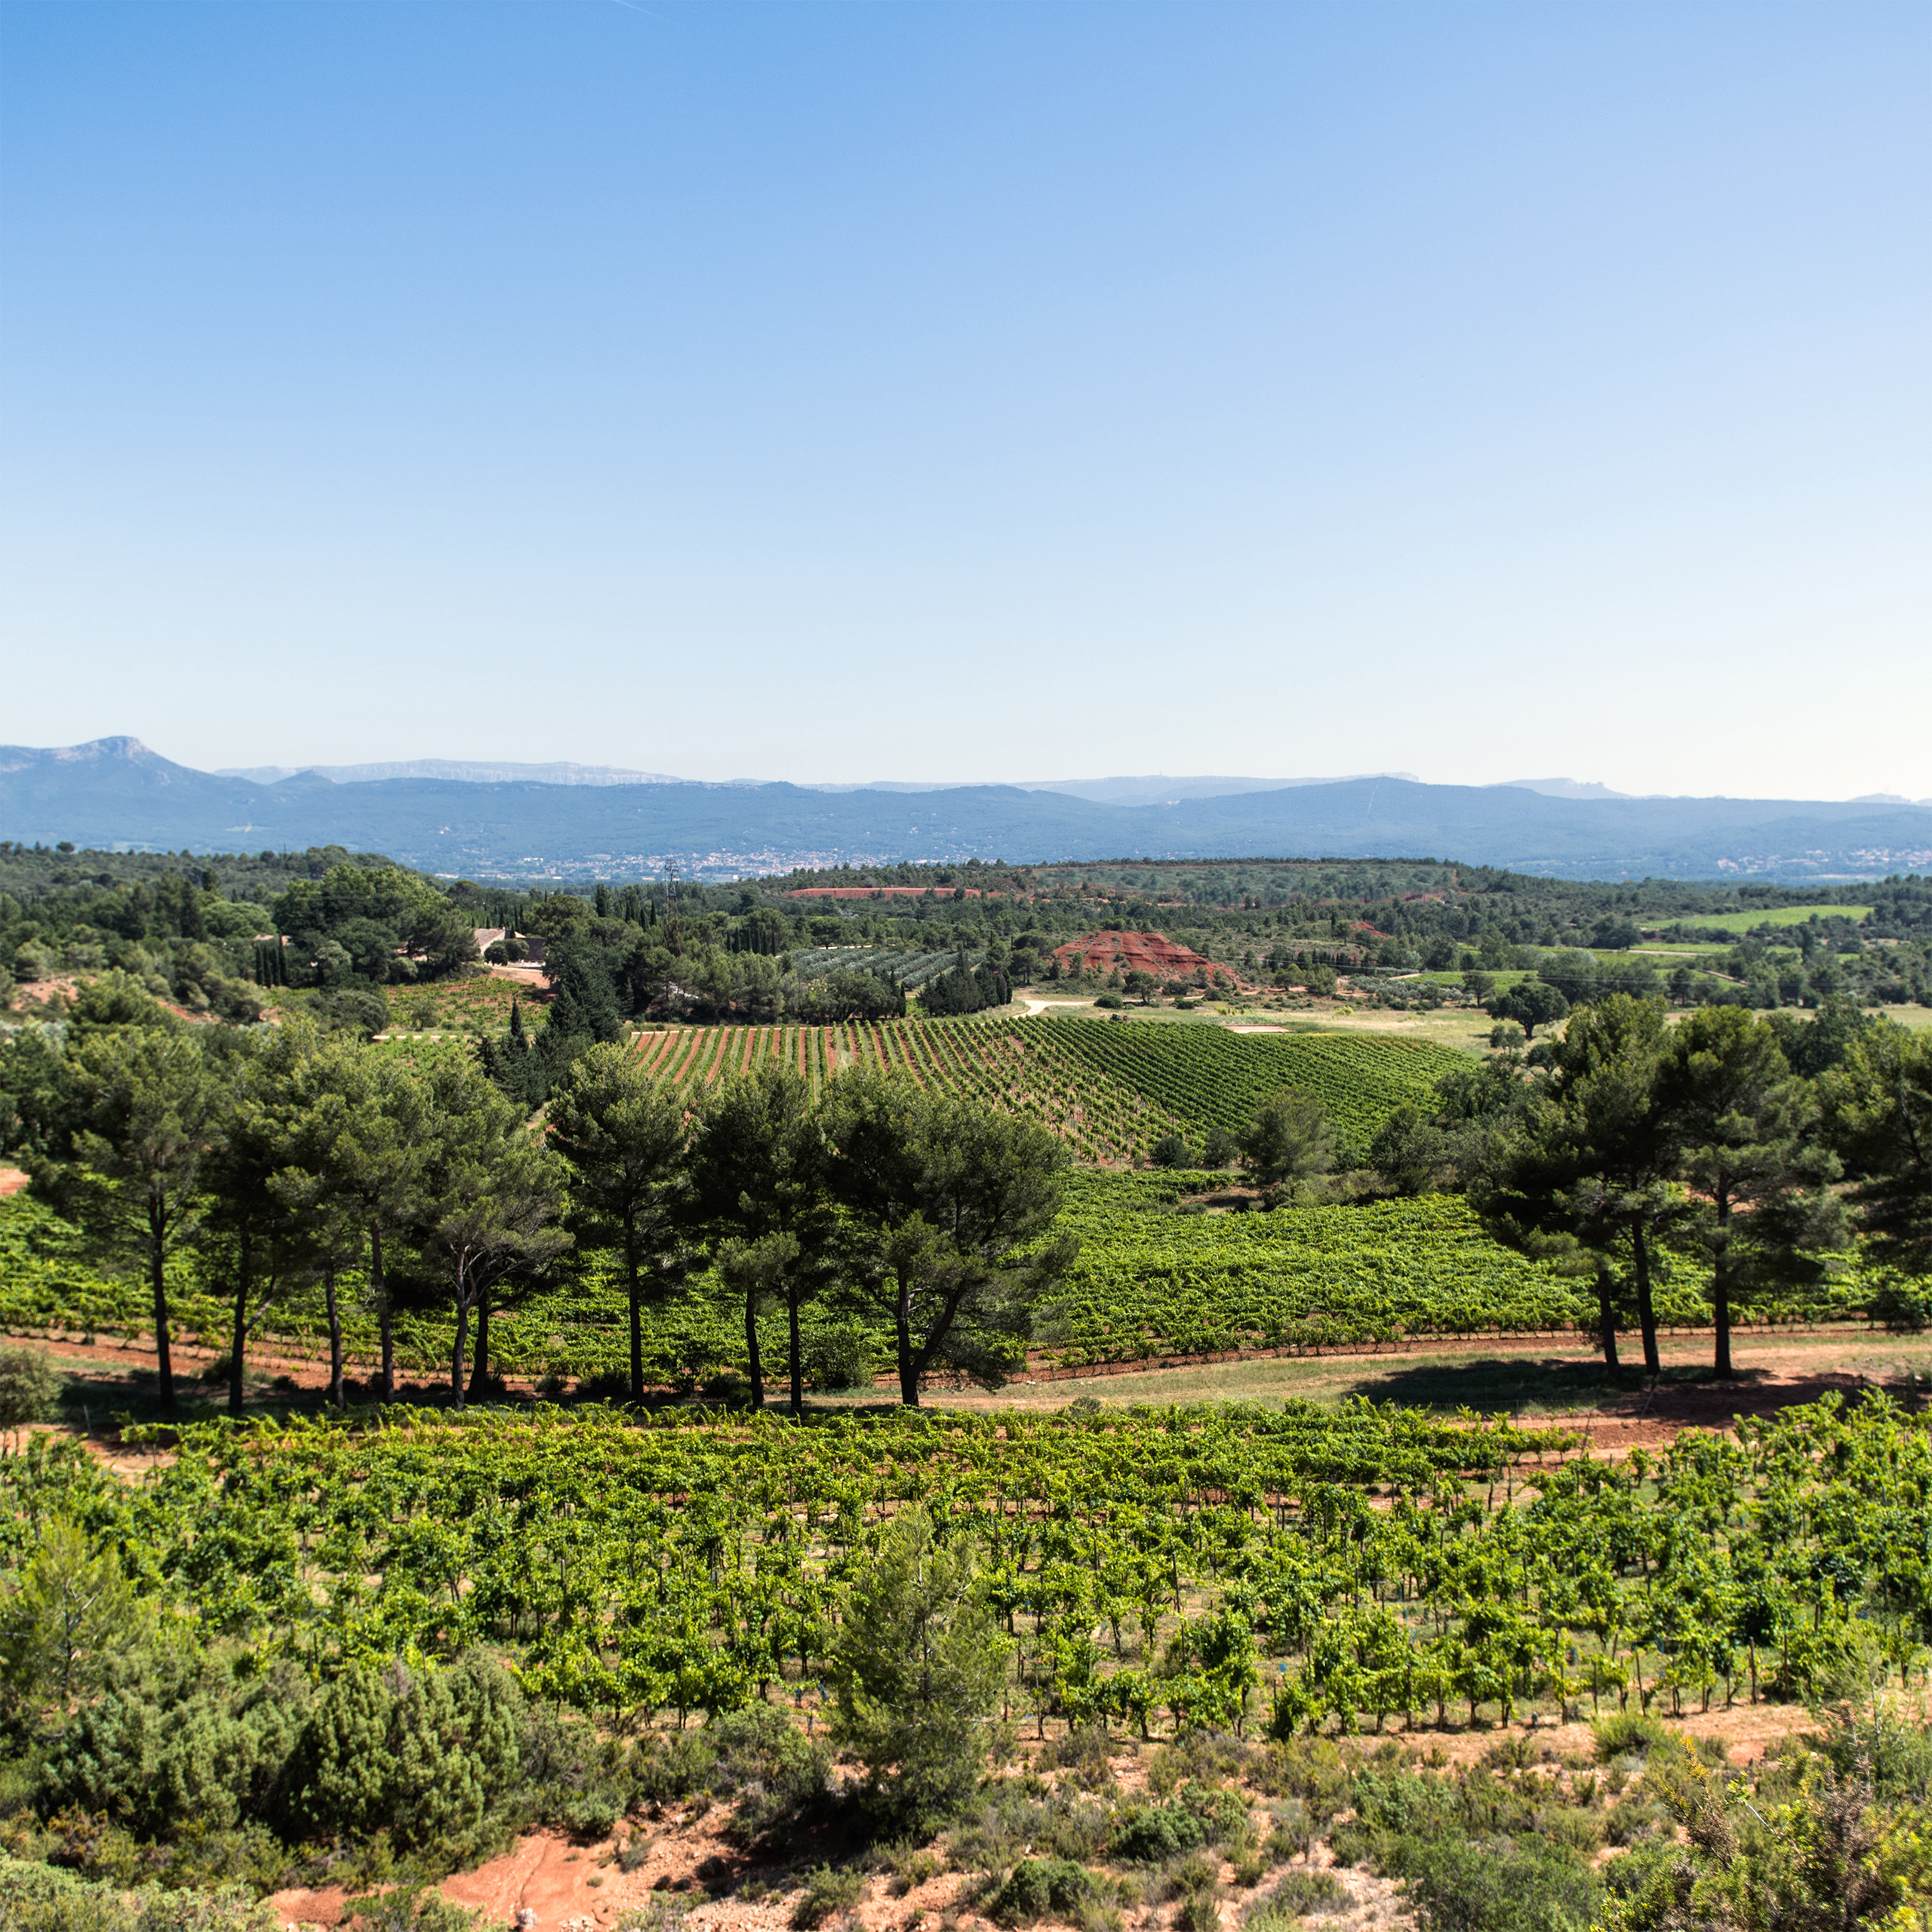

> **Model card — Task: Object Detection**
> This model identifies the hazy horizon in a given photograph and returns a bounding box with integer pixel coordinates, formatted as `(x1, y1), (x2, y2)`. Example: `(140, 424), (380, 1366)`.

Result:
(8, 734), (1927, 808)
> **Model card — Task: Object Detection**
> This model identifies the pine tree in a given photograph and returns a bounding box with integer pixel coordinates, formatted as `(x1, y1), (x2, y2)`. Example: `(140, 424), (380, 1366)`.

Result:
(548, 1042), (689, 1400)
(827, 1509), (1008, 1833)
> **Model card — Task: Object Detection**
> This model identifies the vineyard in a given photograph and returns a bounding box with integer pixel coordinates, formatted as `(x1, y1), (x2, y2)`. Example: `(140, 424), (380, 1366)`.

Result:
(14, 1392), (1926, 1740)
(632, 1017), (1186, 1164)
(1037, 1023), (1463, 1157)
(1038, 1173), (1887, 1365)
(629, 1017), (1460, 1166)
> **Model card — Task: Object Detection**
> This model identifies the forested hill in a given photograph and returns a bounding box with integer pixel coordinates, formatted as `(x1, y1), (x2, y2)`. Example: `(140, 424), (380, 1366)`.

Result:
(5, 737), (1930, 881)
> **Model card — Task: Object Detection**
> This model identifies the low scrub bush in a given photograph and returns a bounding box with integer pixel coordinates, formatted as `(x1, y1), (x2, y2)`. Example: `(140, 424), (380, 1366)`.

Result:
(0, 1346), (58, 1430)
(802, 1322), (876, 1391)
(0, 1856), (283, 1932)
(1252, 1868), (1345, 1917)
(791, 1863), (865, 1928)
(1592, 1712), (1668, 1764)
(1037, 1723), (1118, 1790)
(988, 1857), (1097, 1925)
(1109, 1783), (1247, 1863)
(1379, 1831), (1598, 1932)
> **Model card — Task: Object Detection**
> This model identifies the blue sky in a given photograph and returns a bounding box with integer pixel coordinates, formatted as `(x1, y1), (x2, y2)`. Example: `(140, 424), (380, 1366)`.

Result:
(3, 1), (1927, 798)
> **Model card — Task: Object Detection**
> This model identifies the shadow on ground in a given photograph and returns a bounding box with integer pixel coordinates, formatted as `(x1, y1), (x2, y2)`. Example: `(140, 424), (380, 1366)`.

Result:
(1347, 1355), (1774, 1414)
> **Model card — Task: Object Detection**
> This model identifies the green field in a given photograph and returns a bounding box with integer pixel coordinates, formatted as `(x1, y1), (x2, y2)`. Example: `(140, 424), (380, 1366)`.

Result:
(1669, 903), (1872, 934)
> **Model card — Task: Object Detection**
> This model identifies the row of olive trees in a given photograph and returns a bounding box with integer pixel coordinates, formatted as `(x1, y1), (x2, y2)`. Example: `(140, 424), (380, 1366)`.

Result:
(1, 998), (1073, 1413)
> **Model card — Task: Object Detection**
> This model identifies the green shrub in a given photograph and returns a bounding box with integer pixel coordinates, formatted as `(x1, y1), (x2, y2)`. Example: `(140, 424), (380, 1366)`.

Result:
(40, 1657), (309, 1842)
(290, 1654), (524, 1854)
(0, 1346), (57, 1430)
(1037, 1723), (1116, 1790)
(875, 1843), (944, 1896)
(1345, 1767), (1461, 1841)
(1254, 1737), (1352, 1820)
(631, 1727), (720, 1804)
(1380, 1831), (1597, 1932)
(564, 1788), (623, 1841)
(1109, 1784), (1246, 1863)
(791, 1863), (865, 1928)
(1149, 1732), (1254, 1789)
(1174, 1895), (1219, 1932)
(1592, 1712), (1668, 1764)
(703, 1703), (833, 1844)
(826, 1510), (1008, 1835)
(988, 1857), (1097, 1925)
(617, 1898), (694, 1932)
(1253, 1868), (1344, 1916)
(0, 1856), (280, 1931)
(1161, 1850), (1220, 1900)
(0, 1524), (149, 1712)
(1260, 1800), (1313, 1863)
(340, 1885), (485, 1932)
(801, 1323), (876, 1391)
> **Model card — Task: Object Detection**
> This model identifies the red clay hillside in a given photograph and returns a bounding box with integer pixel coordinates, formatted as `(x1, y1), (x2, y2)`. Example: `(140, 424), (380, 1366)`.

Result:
(1051, 928), (1249, 987)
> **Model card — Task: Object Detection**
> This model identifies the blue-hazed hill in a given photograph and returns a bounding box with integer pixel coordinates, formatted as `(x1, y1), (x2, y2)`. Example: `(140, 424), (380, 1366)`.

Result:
(2, 737), (1929, 882)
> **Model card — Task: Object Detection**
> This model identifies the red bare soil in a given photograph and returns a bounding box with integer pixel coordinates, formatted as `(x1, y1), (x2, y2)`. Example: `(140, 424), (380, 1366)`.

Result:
(0, 1166), (27, 1197)
(1053, 929), (1251, 986)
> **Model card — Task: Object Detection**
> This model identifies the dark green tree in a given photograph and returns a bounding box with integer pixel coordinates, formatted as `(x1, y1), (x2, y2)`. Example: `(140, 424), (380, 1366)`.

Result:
(823, 1072), (1074, 1405)
(57, 1025), (218, 1411)
(1368, 1103), (1464, 1196)
(826, 1509), (1009, 1834)
(1823, 1020), (1932, 1275)
(547, 1041), (689, 1401)
(1657, 1004), (1847, 1378)
(415, 1057), (571, 1404)
(1485, 980), (1570, 1039)
(1474, 994), (1684, 1374)
(273, 1044), (434, 1398)
(687, 1063), (831, 1414)
(199, 1022), (322, 1415)
(1240, 1091), (1338, 1191)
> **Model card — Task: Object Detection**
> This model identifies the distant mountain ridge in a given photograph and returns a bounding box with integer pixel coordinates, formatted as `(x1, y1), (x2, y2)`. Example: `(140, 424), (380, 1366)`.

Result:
(3, 738), (1929, 884)
(214, 757), (685, 786)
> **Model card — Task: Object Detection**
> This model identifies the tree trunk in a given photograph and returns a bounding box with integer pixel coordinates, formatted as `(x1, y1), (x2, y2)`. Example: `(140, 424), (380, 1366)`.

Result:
(1712, 1191), (1734, 1380)
(895, 1269), (919, 1407)
(324, 1269), (344, 1408)
(150, 1196), (175, 1412)
(625, 1210), (643, 1402)
(370, 1223), (393, 1400)
(788, 1291), (804, 1416)
(1631, 1223), (1661, 1374)
(744, 1283), (764, 1409)
(452, 1284), (470, 1409)
(1596, 1262), (1620, 1374)
(468, 1294), (492, 1401)
(228, 1225), (251, 1418)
